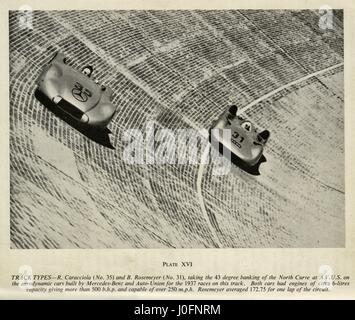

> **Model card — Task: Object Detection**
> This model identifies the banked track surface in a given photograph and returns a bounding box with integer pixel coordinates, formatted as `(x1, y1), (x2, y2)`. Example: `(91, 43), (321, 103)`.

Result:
(9, 10), (344, 248)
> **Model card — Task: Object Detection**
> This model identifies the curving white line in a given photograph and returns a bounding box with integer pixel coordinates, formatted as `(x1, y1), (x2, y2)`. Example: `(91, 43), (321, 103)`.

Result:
(239, 62), (344, 114)
(196, 62), (344, 247)
(196, 143), (223, 247)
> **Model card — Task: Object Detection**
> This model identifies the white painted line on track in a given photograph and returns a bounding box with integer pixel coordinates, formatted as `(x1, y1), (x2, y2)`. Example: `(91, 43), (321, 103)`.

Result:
(239, 63), (344, 114)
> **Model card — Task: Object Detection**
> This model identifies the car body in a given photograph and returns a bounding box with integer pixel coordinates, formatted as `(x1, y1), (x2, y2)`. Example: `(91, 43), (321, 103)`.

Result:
(35, 51), (117, 129)
(209, 105), (270, 167)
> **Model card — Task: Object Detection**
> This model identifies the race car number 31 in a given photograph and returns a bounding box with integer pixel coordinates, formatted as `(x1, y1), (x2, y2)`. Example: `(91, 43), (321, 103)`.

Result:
(232, 131), (244, 148)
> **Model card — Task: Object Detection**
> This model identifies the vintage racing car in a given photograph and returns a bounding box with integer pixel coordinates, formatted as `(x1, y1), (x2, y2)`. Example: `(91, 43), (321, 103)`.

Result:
(35, 51), (117, 130)
(209, 105), (270, 171)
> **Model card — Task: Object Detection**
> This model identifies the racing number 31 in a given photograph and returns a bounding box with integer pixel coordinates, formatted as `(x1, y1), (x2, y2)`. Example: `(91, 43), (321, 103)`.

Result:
(232, 131), (244, 148)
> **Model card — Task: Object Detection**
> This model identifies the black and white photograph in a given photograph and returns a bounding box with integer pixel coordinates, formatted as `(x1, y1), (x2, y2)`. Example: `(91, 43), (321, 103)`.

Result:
(9, 9), (344, 249)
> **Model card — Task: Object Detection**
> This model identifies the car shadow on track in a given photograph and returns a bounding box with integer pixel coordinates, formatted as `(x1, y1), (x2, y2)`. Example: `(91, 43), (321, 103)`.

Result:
(210, 136), (267, 176)
(34, 90), (115, 149)
(231, 154), (267, 176)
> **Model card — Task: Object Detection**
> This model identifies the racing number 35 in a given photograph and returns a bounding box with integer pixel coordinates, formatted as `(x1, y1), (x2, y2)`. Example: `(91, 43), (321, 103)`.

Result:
(72, 81), (92, 102)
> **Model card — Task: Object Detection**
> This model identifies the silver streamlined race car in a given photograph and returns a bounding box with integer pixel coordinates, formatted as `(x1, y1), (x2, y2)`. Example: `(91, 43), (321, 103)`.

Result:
(209, 105), (270, 173)
(35, 51), (117, 129)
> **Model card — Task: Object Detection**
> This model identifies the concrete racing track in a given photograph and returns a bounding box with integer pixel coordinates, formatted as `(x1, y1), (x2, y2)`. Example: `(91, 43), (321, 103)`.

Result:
(9, 10), (344, 248)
